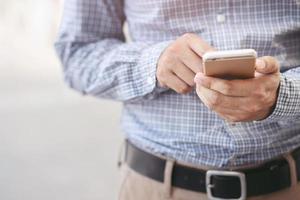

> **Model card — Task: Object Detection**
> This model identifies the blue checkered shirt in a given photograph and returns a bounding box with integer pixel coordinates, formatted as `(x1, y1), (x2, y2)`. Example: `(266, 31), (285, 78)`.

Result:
(55, 0), (300, 167)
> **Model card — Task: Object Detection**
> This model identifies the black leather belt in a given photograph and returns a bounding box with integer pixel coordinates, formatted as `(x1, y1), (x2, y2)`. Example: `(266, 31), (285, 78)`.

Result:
(125, 141), (300, 199)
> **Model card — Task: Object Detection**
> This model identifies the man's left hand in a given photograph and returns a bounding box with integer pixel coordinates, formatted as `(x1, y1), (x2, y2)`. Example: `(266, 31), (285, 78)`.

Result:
(194, 56), (281, 122)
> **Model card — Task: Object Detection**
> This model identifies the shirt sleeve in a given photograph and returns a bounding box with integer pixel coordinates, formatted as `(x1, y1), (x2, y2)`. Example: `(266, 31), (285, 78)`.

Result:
(264, 66), (300, 121)
(54, 0), (171, 102)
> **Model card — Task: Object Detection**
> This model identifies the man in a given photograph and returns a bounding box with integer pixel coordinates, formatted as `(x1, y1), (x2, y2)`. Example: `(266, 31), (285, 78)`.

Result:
(55, 0), (300, 199)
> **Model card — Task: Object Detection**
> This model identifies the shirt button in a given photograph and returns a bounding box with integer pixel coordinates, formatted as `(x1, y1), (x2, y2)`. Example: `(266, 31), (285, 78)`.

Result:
(217, 14), (226, 23)
(147, 77), (154, 85)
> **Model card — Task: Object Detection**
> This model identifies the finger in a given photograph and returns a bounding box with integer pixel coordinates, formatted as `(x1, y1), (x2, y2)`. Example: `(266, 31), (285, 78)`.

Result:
(197, 86), (259, 122)
(194, 73), (256, 97)
(196, 87), (243, 118)
(196, 86), (215, 109)
(197, 85), (249, 110)
(173, 61), (196, 86)
(166, 73), (192, 94)
(183, 33), (216, 57)
(256, 56), (280, 74)
(197, 86), (272, 122)
(179, 46), (203, 73)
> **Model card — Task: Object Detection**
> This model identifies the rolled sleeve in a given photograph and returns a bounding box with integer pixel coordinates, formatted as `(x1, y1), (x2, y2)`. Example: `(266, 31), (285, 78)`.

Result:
(263, 73), (300, 121)
(136, 41), (172, 100)
(55, 0), (172, 102)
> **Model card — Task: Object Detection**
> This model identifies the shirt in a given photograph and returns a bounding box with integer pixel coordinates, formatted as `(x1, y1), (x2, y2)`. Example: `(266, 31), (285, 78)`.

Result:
(55, 0), (300, 168)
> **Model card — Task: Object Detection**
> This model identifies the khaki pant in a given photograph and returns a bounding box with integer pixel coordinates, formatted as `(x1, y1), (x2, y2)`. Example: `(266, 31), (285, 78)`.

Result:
(118, 154), (300, 200)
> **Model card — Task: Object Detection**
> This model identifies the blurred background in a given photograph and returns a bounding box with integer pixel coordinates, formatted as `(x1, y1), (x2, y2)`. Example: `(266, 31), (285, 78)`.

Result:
(0, 1), (123, 200)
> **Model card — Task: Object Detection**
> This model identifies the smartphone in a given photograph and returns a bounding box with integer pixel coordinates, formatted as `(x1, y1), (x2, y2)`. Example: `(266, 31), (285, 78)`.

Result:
(203, 49), (257, 79)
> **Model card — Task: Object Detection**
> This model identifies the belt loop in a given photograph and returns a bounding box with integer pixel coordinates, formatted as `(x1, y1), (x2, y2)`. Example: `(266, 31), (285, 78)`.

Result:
(163, 158), (175, 199)
(117, 140), (127, 168)
(283, 153), (298, 186)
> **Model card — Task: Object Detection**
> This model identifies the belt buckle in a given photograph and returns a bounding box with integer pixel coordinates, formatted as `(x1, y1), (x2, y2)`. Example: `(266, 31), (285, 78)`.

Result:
(206, 170), (247, 200)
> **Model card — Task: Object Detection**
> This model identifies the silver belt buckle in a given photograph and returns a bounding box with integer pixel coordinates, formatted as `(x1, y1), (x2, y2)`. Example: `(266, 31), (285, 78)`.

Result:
(206, 170), (247, 200)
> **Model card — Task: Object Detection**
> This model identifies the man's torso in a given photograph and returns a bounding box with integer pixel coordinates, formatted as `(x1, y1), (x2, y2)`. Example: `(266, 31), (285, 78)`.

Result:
(122, 0), (300, 167)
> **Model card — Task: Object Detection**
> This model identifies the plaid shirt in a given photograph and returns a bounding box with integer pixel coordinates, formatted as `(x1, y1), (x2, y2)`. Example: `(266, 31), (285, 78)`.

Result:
(55, 0), (300, 167)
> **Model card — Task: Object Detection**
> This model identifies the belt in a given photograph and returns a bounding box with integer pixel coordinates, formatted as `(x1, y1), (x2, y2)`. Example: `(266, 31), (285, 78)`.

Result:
(125, 141), (300, 200)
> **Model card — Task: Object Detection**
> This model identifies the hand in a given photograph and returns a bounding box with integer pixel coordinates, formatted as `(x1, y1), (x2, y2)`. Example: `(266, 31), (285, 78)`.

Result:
(194, 56), (281, 122)
(156, 33), (214, 94)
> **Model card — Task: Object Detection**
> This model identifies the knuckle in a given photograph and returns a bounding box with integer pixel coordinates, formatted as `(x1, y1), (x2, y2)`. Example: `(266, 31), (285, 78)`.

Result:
(252, 86), (265, 98)
(222, 82), (233, 94)
(256, 90), (271, 106)
(210, 93), (221, 107)
(265, 56), (277, 64)
(264, 56), (279, 72)
(178, 85), (190, 94)
(264, 56), (273, 61)
(159, 58), (176, 73)
(247, 104), (261, 113)
(156, 68), (167, 80)
(164, 63), (173, 71)
(262, 94), (272, 105)
(160, 82), (167, 88)
(159, 53), (168, 63)
(167, 44), (180, 55)
(157, 79), (167, 88)
(162, 45), (181, 63)
(182, 33), (194, 40)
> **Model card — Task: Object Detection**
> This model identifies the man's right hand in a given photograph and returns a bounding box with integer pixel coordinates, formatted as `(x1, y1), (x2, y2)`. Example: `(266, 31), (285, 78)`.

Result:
(156, 33), (215, 94)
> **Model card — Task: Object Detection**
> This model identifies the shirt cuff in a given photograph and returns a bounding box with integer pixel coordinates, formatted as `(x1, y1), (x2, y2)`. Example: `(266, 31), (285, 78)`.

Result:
(262, 74), (300, 121)
(136, 41), (172, 100)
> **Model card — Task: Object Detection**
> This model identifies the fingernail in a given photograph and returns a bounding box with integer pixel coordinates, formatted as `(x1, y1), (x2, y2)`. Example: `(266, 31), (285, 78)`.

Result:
(256, 59), (266, 69)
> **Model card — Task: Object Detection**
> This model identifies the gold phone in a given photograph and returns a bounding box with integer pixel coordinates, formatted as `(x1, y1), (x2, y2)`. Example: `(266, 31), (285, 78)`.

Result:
(203, 49), (257, 79)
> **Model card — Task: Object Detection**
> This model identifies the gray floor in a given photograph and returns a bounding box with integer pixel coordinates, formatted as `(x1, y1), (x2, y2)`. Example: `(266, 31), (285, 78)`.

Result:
(0, 2), (123, 199)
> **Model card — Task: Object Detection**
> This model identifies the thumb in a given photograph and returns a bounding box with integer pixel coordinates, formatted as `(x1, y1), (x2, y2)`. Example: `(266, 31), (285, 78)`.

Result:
(255, 56), (280, 74)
